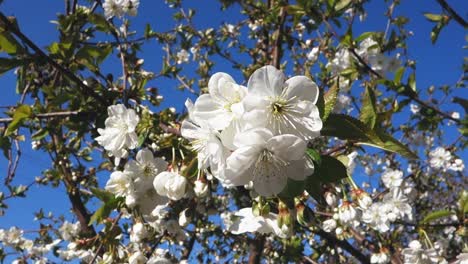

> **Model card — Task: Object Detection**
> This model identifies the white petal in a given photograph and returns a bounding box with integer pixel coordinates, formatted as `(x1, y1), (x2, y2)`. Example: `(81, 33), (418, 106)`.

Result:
(208, 72), (236, 97)
(284, 76), (319, 104)
(233, 128), (273, 148)
(137, 148), (154, 164)
(267, 134), (306, 161)
(248, 65), (285, 97)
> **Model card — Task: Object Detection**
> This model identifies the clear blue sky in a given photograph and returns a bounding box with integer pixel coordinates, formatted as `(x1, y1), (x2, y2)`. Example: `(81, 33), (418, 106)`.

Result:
(0, 0), (466, 262)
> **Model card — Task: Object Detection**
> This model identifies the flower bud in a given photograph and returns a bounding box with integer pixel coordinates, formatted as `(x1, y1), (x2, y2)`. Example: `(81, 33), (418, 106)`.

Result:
(295, 198), (315, 227)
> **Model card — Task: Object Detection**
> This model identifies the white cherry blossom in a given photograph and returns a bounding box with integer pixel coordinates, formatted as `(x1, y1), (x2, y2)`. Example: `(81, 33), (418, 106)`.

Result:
(243, 65), (322, 140)
(153, 171), (187, 200)
(224, 128), (308, 196)
(95, 104), (139, 165)
(124, 148), (168, 193)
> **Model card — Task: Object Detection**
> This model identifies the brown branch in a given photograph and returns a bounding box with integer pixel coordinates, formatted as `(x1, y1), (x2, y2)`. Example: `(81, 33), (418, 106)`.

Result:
(0, 110), (82, 124)
(272, 6), (286, 69)
(435, 0), (468, 28)
(181, 234), (197, 260)
(0, 12), (108, 105)
(348, 48), (461, 125)
(315, 229), (370, 264)
(90, 212), (123, 264)
(248, 235), (265, 264)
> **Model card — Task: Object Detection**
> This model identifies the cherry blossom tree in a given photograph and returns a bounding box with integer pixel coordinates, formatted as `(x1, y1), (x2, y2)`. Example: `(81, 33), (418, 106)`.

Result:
(0, 0), (466, 263)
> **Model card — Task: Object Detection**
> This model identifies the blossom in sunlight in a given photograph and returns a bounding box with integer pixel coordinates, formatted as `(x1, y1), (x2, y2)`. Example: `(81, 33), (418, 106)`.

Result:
(105, 171), (136, 207)
(130, 222), (148, 243)
(371, 250), (390, 264)
(429, 147), (452, 171)
(59, 221), (81, 241)
(95, 104), (139, 165)
(190, 72), (247, 149)
(124, 148), (168, 194)
(243, 65), (322, 140)
(402, 240), (445, 264)
(224, 128), (309, 196)
(103, 0), (139, 18)
(181, 99), (229, 181)
(225, 208), (287, 238)
(381, 169), (404, 189)
(362, 203), (391, 233)
(176, 49), (190, 64)
(153, 171), (187, 200)
(307, 47), (319, 61)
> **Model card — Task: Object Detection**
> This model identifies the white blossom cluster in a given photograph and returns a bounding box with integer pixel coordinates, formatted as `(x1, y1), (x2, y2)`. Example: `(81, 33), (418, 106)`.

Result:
(428, 147), (464, 172)
(328, 37), (400, 78)
(181, 65), (322, 197)
(103, 0), (139, 18)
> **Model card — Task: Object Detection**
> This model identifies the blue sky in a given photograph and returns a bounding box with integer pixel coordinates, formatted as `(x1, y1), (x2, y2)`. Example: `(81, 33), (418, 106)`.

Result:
(0, 0), (466, 262)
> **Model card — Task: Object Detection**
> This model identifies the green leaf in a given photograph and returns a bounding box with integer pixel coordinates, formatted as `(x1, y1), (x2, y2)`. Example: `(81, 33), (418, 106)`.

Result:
(31, 129), (49, 140)
(5, 105), (32, 136)
(0, 32), (23, 55)
(360, 86), (377, 129)
(394, 67), (405, 84)
(306, 148), (321, 166)
(306, 155), (348, 202)
(90, 188), (114, 202)
(88, 14), (112, 33)
(89, 195), (123, 225)
(355, 32), (375, 43)
(420, 210), (455, 224)
(334, 0), (351, 12)
(322, 114), (418, 159)
(408, 72), (416, 92)
(323, 82), (339, 121)
(279, 178), (305, 199)
(423, 13), (443, 22)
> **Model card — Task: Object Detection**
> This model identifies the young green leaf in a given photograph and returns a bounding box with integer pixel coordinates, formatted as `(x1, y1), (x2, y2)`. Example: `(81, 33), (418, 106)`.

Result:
(5, 105), (32, 136)
(360, 86), (377, 129)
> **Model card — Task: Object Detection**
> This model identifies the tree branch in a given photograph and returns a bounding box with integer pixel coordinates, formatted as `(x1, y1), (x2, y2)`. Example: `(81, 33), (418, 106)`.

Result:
(0, 110), (83, 124)
(248, 235), (265, 264)
(315, 229), (371, 264)
(435, 0), (468, 28)
(0, 12), (109, 105)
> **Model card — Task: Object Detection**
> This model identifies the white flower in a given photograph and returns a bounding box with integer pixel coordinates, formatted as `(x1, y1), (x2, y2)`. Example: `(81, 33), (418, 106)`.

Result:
(307, 47), (320, 61)
(402, 240), (443, 264)
(95, 104), (139, 165)
(371, 251), (390, 264)
(178, 209), (190, 227)
(153, 171), (187, 200)
(449, 158), (464, 172)
(130, 222), (148, 243)
(124, 148), (168, 193)
(362, 203), (390, 233)
(333, 93), (352, 113)
(176, 49), (190, 64)
(338, 202), (359, 225)
(224, 128), (309, 196)
(454, 253), (468, 264)
(382, 189), (413, 221)
(381, 169), (403, 189)
(59, 221), (81, 241)
(129, 251), (148, 264)
(322, 219), (337, 233)
(429, 147), (452, 171)
(190, 72), (247, 148)
(193, 180), (208, 197)
(328, 48), (352, 74)
(103, 0), (139, 18)
(226, 208), (287, 238)
(410, 104), (421, 114)
(243, 65), (322, 140)
(105, 171), (133, 197)
(181, 99), (229, 180)
(31, 140), (40, 150)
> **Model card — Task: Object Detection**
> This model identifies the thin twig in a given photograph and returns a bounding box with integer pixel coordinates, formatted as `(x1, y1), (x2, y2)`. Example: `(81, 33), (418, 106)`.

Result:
(0, 12), (108, 105)
(435, 0), (468, 28)
(0, 110), (82, 124)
